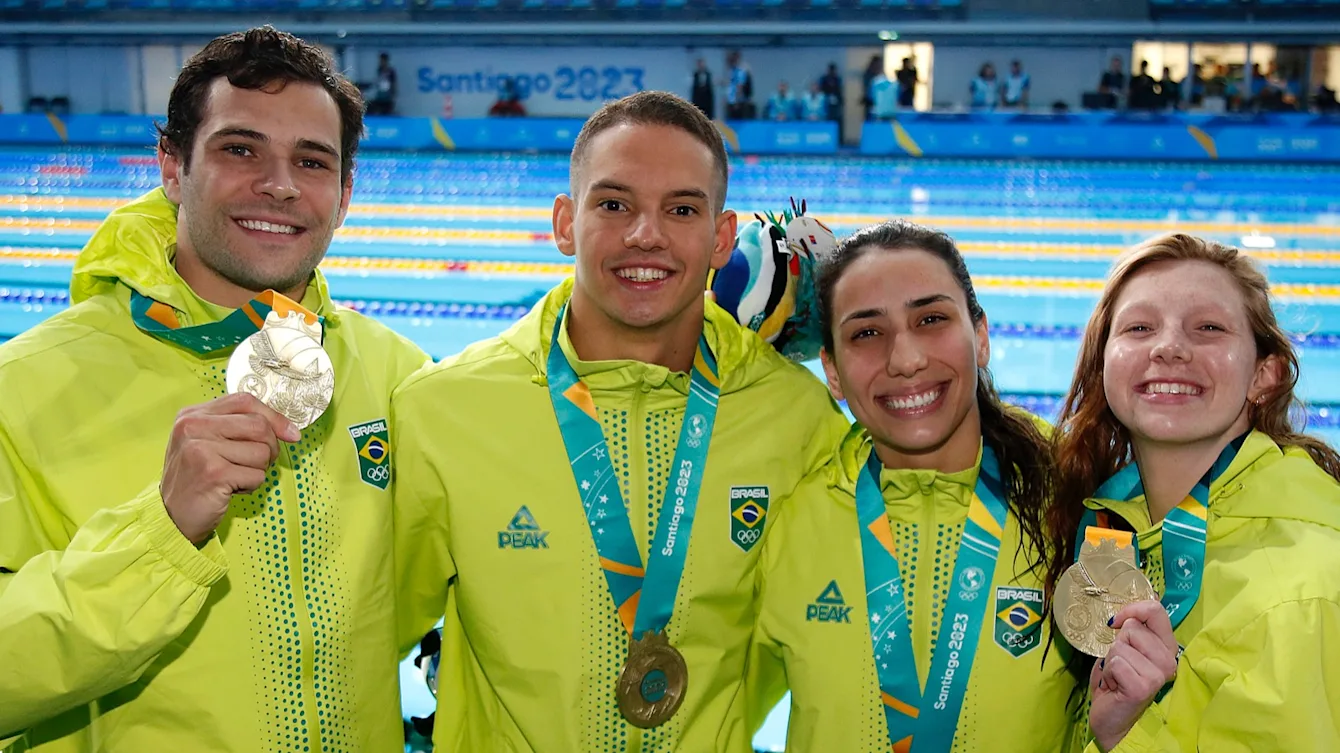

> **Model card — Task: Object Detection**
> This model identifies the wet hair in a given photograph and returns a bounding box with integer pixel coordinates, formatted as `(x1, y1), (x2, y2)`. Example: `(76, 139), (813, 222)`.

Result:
(1044, 232), (1340, 612)
(569, 90), (729, 213)
(157, 25), (365, 184)
(817, 219), (1054, 574)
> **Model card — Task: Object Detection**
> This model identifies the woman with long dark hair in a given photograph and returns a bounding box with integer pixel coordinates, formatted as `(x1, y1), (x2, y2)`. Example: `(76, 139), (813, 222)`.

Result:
(748, 220), (1075, 752)
(1045, 233), (1340, 751)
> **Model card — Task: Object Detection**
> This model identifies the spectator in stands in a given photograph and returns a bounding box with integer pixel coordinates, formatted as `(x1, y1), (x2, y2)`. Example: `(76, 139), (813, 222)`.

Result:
(970, 63), (1000, 110)
(819, 62), (843, 121)
(1157, 67), (1182, 110)
(726, 50), (755, 120)
(1002, 59), (1031, 110)
(800, 80), (827, 121)
(1248, 63), (1268, 106)
(1202, 64), (1231, 112)
(861, 55), (883, 121)
(1188, 63), (1207, 107)
(766, 81), (799, 121)
(1315, 80), (1339, 113)
(1129, 60), (1157, 110)
(489, 77), (527, 117)
(1099, 56), (1127, 107)
(896, 57), (919, 109)
(691, 57), (714, 119)
(869, 68), (898, 121)
(368, 51), (397, 115)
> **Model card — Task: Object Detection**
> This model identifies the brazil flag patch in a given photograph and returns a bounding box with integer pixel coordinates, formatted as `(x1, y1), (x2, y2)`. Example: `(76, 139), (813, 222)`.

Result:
(348, 418), (391, 490)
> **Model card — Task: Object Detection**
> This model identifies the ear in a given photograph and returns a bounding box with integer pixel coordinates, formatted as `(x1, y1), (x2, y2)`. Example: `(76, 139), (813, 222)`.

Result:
(820, 347), (845, 403)
(334, 172), (354, 229)
(1249, 354), (1284, 404)
(710, 209), (738, 271)
(553, 194), (576, 258)
(158, 142), (184, 205)
(974, 313), (991, 370)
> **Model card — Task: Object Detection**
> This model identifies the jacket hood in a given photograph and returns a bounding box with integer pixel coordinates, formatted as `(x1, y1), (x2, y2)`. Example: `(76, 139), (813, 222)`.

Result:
(71, 188), (333, 320)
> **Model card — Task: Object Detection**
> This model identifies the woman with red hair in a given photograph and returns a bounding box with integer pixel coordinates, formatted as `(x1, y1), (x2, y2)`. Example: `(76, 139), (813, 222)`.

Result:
(1046, 233), (1340, 751)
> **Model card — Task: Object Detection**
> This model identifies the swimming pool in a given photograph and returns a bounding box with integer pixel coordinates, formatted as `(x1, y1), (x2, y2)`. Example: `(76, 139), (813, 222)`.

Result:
(3, 146), (1339, 750)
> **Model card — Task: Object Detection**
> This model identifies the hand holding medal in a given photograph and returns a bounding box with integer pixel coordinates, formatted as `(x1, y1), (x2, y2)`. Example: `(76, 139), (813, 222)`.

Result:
(151, 291), (331, 545)
(1056, 528), (1178, 751)
(1086, 599), (1179, 751)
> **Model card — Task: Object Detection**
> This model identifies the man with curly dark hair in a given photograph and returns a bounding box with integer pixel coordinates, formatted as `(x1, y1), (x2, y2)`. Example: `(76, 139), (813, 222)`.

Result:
(0, 26), (429, 753)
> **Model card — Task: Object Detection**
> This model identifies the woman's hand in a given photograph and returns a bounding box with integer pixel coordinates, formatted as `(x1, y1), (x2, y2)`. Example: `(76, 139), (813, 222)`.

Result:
(1088, 600), (1180, 751)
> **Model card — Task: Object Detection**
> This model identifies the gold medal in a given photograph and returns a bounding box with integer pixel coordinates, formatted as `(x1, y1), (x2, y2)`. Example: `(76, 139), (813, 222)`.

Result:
(226, 310), (335, 431)
(616, 630), (688, 729)
(1054, 531), (1158, 657)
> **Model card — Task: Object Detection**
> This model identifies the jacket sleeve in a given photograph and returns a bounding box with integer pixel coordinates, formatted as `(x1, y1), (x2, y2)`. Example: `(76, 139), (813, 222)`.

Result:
(1090, 597), (1340, 753)
(740, 467), (830, 736)
(390, 372), (456, 656)
(802, 398), (851, 478)
(0, 419), (227, 740)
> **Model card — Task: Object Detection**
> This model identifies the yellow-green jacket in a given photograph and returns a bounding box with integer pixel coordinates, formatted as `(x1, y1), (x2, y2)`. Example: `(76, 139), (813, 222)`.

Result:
(391, 277), (850, 752)
(1074, 430), (1340, 753)
(0, 189), (429, 752)
(752, 424), (1077, 752)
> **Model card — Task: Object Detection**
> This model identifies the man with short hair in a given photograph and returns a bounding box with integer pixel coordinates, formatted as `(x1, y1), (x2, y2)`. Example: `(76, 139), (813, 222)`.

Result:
(0, 26), (428, 752)
(391, 90), (849, 751)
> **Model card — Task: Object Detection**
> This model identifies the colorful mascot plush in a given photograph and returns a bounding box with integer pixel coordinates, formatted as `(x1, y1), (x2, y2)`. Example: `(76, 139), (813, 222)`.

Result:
(707, 199), (837, 363)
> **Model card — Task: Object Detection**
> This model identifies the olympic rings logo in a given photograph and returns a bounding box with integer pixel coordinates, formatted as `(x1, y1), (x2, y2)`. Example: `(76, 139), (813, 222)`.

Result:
(367, 465), (390, 482)
(1001, 631), (1036, 648)
(736, 529), (762, 545)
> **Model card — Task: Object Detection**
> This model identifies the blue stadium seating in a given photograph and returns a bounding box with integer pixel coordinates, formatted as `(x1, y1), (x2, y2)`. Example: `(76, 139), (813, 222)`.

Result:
(0, 0), (964, 12)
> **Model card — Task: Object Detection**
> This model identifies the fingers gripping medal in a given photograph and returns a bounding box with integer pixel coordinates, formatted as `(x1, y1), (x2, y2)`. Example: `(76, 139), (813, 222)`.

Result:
(226, 310), (335, 430)
(1054, 528), (1159, 657)
(617, 629), (689, 728)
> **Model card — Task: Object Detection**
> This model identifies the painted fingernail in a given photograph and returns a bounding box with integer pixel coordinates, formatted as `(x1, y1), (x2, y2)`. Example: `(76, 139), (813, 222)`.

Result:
(1100, 659), (1106, 669)
(1107, 616), (1115, 627)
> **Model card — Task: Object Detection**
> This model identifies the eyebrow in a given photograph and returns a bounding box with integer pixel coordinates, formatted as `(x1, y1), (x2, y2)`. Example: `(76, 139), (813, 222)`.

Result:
(840, 307), (885, 326)
(838, 294), (954, 326)
(206, 127), (340, 160)
(587, 180), (709, 203)
(908, 294), (954, 309)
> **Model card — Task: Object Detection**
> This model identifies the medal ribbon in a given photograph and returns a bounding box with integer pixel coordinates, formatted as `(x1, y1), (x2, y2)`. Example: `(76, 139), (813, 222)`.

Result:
(130, 289), (321, 355)
(855, 445), (1009, 753)
(1076, 434), (1246, 629)
(546, 304), (720, 641)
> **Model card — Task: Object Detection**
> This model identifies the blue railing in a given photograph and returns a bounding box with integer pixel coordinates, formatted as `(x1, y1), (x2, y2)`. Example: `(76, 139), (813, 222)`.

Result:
(9, 112), (1340, 162)
(861, 110), (1340, 162)
(0, 114), (841, 155)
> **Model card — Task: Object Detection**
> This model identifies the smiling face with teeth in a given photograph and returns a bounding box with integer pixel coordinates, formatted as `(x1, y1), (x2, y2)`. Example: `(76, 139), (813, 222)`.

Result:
(553, 120), (736, 369)
(820, 247), (990, 473)
(161, 78), (352, 308)
(1103, 259), (1280, 451)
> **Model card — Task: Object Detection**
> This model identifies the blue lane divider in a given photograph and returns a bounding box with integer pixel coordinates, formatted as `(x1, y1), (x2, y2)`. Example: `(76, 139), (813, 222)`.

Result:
(7, 287), (1340, 349)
